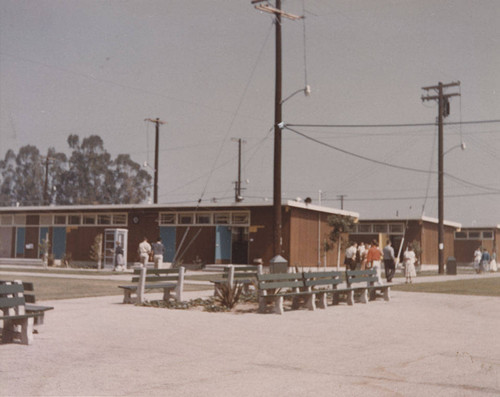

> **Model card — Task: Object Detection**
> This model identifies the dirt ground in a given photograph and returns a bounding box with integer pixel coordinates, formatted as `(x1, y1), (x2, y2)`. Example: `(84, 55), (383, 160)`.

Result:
(1, 288), (499, 396)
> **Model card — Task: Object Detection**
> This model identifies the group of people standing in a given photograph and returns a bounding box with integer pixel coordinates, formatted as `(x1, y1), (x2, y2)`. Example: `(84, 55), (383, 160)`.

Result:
(344, 239), (418, 284)
(473, 246), (497, 273)
(113, 236), (166, 271)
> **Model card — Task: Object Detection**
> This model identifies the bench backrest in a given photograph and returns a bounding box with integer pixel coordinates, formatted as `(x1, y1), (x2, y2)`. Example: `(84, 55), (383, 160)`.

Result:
(346, 269), (378, 286)
(0, 280), (35, 303)
(222, 265), (259, 280)
(0, 282), (27, 315)
(131, 268), (182, 284)
(257, 272), (303, 292)
(303, 270), (343, 289)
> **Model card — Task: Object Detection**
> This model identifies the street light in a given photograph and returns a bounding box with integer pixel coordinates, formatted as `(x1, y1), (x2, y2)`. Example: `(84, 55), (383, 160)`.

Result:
(444, 142), (466, 156)
(281, 85), (311, 104)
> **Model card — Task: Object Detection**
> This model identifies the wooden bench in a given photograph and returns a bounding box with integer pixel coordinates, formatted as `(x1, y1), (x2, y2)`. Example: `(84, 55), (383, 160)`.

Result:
(257, 272), (317, 315)
(212, 265), (261, 295)
(0, 282), (41, 345)
(345, 269), (391, 303)
(0, 280), (54, 325)
(119, 267), (185, 304)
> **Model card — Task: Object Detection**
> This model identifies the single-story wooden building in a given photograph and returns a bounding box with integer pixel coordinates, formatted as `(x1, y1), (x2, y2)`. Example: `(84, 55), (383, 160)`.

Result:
(349, 216), (462, 265)
(0, 201), (358, 269)
(453, 226), (500, 265)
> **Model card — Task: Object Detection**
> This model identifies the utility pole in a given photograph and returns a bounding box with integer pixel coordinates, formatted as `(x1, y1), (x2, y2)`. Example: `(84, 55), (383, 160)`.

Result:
(252, 0), (302, 257)
(421, 81), (460, 274)
(145, 118), (166, 204)
(232, 138), (246, 202)
(337, 194), (347, 210)
(41, 154), (53, 206)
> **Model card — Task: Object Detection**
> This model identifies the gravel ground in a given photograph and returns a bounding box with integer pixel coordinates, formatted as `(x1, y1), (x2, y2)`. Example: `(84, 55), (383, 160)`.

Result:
(1, 285), (499, 396)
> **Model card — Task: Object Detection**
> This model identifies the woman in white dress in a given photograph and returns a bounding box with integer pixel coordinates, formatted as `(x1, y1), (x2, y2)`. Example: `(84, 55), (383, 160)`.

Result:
(490, 249), (497, 272)
(403, 245), (417, 284)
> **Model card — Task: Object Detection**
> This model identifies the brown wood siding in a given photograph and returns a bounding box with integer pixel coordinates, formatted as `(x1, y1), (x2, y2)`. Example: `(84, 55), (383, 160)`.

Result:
(0, 227), (13, 257)
(65, 227), (104, 262)
(247, 207), (274, 265)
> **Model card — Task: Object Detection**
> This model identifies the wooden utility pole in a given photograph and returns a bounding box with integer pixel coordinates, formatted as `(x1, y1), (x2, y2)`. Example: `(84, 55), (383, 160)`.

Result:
(41, 154), (52, 206)
(421, 81), (460, 274)
(252, 0), (302, 257)
(145, 118), (166, 204)
(232, 138), (246, 202)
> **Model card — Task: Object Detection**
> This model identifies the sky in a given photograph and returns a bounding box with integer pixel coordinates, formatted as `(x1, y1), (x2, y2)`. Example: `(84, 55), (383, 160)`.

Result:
(1, 0), (499, 227)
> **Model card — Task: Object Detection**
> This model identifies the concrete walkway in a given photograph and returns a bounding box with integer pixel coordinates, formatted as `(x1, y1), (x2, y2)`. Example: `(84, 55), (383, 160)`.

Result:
(1, 266), (500, 396)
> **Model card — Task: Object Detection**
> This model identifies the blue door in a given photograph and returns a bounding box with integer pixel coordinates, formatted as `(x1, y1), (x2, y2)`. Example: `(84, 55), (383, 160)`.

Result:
(16, 227), (25, 257)
(52, 227), (66, 260)
(215, 226), (232, 263)
(159, 227), (176, 262)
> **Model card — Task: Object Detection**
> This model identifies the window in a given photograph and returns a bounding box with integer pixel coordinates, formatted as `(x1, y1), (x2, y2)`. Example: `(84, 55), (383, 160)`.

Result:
(68, 215), (81, 225)
(196, 213), (212, 224)
(232, 213), (249, 225)
(160, 213), (176, 225)
(39, 215), (53, 225)
(373, 224), (387, 233)
(0, 215), (13, 225)
(389, 224), (404, 234)
(97, 214), (111, 225)
(214, 213), (230, 224)
(54, 215), (66, 225)
(356, 224), (372, 233)
(14, 214), (26, 225)
(468, 231), (481, 239)
(482, 231), (493, 240)
(113, 213), (127, 225)
(83, 215), (96, 225)
(455, 231), (467, 239)
(178, 213), (194, 225)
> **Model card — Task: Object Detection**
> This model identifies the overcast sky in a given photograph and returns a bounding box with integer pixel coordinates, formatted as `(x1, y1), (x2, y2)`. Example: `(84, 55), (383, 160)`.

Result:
(1, 0), (499, 227)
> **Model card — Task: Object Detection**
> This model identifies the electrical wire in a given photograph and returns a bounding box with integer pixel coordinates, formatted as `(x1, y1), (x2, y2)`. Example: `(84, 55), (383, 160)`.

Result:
(286, 120), (500, 128)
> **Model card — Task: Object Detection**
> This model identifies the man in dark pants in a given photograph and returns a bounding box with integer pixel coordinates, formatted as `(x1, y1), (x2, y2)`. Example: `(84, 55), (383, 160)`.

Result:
(383, 240), (396, 282)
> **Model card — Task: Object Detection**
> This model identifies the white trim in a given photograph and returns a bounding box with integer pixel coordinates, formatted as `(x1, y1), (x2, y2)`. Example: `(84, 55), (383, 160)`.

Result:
(285, 200), (359, 218)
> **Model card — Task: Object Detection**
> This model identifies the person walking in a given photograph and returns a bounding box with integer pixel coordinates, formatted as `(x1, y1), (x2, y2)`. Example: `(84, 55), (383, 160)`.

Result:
(114, 241), (125, 271)
(138, 237), (151, 267)
(151, 236), (165, 269)
(344, 242), (357, 271)
(366, 240), (383, 284)
(480, 248), (491, 273)
(383, 239), (396, 282)
(490, 249), (498, 272)
(403, 245), (417, 283)
(473, 246), (482, 273)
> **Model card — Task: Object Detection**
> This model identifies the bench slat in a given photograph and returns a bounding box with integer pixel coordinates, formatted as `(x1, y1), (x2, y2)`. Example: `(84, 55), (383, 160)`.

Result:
(0, 296), (26, 309)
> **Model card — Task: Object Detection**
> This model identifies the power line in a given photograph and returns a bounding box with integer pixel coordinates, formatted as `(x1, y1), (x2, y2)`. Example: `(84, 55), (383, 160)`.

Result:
(286, 119), (500, 128)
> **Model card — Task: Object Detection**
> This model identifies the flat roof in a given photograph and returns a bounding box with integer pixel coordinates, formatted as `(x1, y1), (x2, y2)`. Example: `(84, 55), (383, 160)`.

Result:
(0, 200), (359, 218)
(358, 215), (462, 229)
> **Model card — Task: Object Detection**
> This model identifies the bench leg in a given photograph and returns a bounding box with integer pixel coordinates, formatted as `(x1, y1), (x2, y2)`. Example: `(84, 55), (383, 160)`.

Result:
(34, 314), (44, 325)
(383, 287), (391, 301)
(123, 289), (133, 304)
(316, 292), (327, 309)
(20, 317), (34, 345)
(305, 294), (316, 311)
(331, 291), (340, 305)
(359, 288), (368, 304)
(369, 288), (377, 301)
(274, 296), (284, 315)
(163, 288), (172, 302)
(347, 290), (354, 306)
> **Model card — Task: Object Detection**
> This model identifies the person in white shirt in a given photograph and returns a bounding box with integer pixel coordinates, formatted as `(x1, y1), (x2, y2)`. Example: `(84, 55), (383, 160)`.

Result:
(344, 242), (357, 271)
(138, 237), (151, 267)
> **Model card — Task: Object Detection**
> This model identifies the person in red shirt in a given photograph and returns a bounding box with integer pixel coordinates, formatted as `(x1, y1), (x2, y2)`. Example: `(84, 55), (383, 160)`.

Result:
(366, 240), (383, 284)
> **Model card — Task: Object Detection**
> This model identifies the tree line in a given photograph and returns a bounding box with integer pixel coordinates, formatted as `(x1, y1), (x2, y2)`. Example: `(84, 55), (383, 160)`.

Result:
(0, 135), (152, 206)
